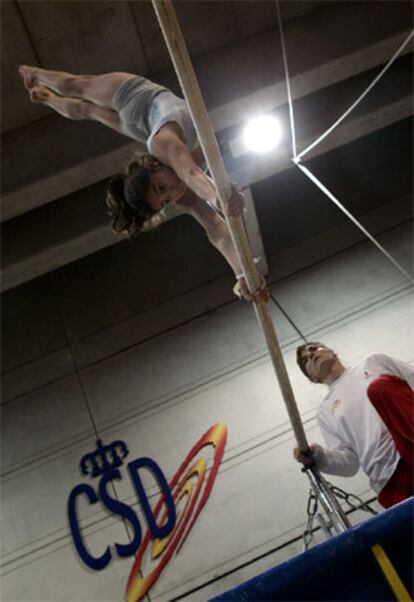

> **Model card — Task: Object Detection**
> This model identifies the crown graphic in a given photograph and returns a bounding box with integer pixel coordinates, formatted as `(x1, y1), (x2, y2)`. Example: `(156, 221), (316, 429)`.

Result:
(80, 439), (129, 478)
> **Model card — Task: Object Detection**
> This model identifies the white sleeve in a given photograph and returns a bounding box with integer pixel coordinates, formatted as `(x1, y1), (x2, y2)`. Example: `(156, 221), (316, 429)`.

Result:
(369, 354), (414, 389)
(315, 413), (360, 477)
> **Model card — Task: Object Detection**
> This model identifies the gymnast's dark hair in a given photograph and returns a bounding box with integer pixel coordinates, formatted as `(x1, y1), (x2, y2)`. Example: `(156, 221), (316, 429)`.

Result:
(106, 154), (163, 237)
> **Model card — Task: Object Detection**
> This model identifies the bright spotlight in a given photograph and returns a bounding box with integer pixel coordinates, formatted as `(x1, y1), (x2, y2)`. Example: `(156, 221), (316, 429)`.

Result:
(242, 114), (282, 153)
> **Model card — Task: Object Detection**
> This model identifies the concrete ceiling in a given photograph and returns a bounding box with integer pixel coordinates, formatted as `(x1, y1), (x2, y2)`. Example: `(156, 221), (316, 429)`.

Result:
(1, 0), (413, 291)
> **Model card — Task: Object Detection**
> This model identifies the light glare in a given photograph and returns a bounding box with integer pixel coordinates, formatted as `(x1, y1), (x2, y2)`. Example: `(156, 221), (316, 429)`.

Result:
(243, 115), (282, 153)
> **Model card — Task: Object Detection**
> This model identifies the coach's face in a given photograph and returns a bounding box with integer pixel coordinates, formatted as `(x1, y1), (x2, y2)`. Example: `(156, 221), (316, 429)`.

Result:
(299, 344), (338, 383)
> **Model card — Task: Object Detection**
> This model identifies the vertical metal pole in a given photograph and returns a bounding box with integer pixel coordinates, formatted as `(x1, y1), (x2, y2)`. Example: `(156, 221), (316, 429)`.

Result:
(151, 0), (350, 534)
(305, 466), (351, 533)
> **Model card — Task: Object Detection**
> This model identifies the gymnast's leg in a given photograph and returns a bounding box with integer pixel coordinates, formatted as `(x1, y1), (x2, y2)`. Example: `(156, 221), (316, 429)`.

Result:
(28, 84), (122, 132)
(19, 66), (135, 109)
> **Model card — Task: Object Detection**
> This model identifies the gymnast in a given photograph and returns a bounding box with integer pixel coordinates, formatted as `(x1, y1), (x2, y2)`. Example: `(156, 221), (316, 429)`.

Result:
(19, 66), (268, 302)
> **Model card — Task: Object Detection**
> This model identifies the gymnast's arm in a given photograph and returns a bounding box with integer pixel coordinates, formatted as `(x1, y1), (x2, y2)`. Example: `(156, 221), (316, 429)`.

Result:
(182, 199), (267, 302)
(151, 124), (243, 215)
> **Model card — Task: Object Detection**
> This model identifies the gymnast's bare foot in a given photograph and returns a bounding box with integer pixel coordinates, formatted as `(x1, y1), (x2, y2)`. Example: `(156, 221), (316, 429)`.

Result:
(29, 84), (54, 104)
(18, 65), (38, 90)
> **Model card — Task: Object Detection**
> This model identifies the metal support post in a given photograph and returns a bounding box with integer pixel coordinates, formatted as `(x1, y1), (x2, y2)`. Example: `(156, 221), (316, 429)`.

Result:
(305, 464), (351, 534)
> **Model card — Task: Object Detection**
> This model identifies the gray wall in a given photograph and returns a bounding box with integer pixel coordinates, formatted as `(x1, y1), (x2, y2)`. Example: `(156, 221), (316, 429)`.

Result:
(1, 208), (413, 601)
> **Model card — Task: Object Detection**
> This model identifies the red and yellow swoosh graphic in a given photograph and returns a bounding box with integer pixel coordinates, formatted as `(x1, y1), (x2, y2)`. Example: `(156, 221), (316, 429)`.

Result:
(125, 423), (227, 602)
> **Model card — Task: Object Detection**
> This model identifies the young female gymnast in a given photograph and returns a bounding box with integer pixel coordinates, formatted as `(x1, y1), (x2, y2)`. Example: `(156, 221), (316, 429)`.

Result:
(19, 66), (267, 302)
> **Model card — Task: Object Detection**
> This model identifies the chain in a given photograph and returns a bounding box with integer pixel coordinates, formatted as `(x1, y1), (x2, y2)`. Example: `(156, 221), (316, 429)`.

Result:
(302, 484), (377, 551)
(329, 485), (378, 516)
(302, 489), (318, 551)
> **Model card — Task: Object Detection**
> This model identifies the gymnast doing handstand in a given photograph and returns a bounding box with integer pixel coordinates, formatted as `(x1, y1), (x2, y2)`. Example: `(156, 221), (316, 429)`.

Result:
(19, 66), (267, 302)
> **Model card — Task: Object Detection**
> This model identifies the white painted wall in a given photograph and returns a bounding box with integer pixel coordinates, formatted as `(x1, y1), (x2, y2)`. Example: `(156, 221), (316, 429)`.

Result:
(1, 219), (413, 602)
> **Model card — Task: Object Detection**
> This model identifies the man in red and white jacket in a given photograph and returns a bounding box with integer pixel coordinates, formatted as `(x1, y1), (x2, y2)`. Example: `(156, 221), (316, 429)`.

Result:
(294, 342), (414, 508)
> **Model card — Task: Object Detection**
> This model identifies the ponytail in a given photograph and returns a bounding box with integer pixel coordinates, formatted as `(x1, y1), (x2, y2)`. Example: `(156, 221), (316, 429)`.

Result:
(106, 154), (162, 237)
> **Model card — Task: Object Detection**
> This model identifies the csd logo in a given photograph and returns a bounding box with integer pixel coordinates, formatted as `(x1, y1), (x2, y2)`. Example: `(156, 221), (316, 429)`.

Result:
(67, 424), (227, 602)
